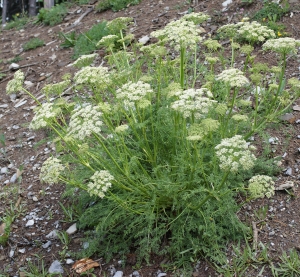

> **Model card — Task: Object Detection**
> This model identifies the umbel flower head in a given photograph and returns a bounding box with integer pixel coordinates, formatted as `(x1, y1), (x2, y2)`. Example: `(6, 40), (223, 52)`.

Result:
(29, 103), (61, 130)
(40, 157), (65, 184)
(180, 12), (209, 24)
(215, 135), (256, 173)
(216, 68), (249, 88)
(74, 66), (111, 88)
(96, 35), (119, 49)
(106, 17), (133, 33)
(248, 175), (275, 199)
(73, 53), (98, 68)
(116, 81), (153, 109)
(171, 88), (215, 119)
(6, 70), (24, 94)
(235, 21), (275, 44)
(262, 37), (300, 55)
(151, 16), (204, 51)
(87, 170), (114, 198)
(67, 104), (103, 140)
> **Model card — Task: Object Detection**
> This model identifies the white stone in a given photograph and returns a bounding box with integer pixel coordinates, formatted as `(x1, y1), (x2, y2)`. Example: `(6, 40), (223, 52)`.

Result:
(1, 167), (8, 174)
(46, 230), (58, 239)
(48, 260), (64, 274)
(9, 63), (20, 70)
(66, 259), (74, 264)
(113, 271), (123, 277)
(138, 35), (150, 45)
(32, 196), (38, 202)
(66, 223), (77, 235)
(25, 219), (34, 227)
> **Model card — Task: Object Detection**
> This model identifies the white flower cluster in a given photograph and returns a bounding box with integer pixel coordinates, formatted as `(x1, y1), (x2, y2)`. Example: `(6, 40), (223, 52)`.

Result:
(96, 35), (119, 48)
(106, 17), (133, 32)
(73, 53), (98, 68)
(216, 68), (249, 88)
(235, 21), (275, 43)
(180, 12), (209, 24)
(29, 103), (61, 130)
(171, 88), (215, 119)
(40, 157), (65, 184)
(6, 70), (24, 94)
(151, 17), (203, 50)
(248, 175), (275, 199)
(87, 170), (114, 198)
(74, 66), (111, 87)
(262, 37), (300, 55)
(215, 135), (256, 173)
(67, 104), (103, 140)
(116, 81), (153, 108)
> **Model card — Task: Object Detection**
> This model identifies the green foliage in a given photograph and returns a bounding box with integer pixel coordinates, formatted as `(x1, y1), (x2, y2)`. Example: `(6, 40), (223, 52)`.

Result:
(96, 0), (141, 12)
(23, 38), (44, 51)
(59, 31), (77, 48)
(252, 1), (290, 22)
(271, 249), (300, 277)
(36, 3), (69, 26)
(4, 15), (29, 30)
(13, 14), (300, 268)
(8, 56), (22, 64)
(72, 21), (109, 59)
(214, 241), (270, 276)
(22, 254), (60, 277)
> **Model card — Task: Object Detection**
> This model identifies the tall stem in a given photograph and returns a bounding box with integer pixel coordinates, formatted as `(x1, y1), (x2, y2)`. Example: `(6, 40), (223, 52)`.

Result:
(180, 46), (186, 88)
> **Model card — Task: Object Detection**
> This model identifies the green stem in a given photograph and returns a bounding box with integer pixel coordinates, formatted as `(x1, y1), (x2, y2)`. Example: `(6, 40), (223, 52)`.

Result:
(180, 46), (186, 88)
(189, 170), (231, 210)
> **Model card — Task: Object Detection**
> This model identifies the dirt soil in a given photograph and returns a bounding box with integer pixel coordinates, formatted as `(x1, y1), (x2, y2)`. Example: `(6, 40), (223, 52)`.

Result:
(1, 0), (300, 276)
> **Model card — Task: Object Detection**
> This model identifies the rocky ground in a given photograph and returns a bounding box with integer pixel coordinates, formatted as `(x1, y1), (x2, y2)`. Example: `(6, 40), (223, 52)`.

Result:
(1, 0), (300, 276)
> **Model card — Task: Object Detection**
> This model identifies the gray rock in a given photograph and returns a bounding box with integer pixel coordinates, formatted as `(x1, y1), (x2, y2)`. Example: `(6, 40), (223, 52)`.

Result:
(285, 167), (292, 176)
(108, 265), (116, 276)
(25, 219), (34, 227)
(132, 271), (140, 277)
(138, 35), (150, 45)
(9, 173), (17, 184)
(66, 223), (77, 235)
(113, 271), (123, 277)
(18, 248), (26, 253)
(9, 94), (17, 101)
(66, 259), (74, 264)
(1, 167), (8, 174)
(32, 196), (38, 202)
(48, 260), (64, 274)
(9, 249), (15, 258)
(9, 63), (20, 70)
(42, 241), (52, 249)
(157, 274), (167, 277)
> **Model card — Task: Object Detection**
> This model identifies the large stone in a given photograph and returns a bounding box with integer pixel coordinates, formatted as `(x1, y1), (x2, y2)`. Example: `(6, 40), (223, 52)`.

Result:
(48, 260), (64, 274)
(66, 223), (77, 235)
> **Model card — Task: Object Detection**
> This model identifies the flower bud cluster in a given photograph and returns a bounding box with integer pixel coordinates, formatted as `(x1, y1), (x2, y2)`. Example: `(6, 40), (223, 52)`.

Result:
(6, 70), (24, 94)
(248, 175), (275, 199)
